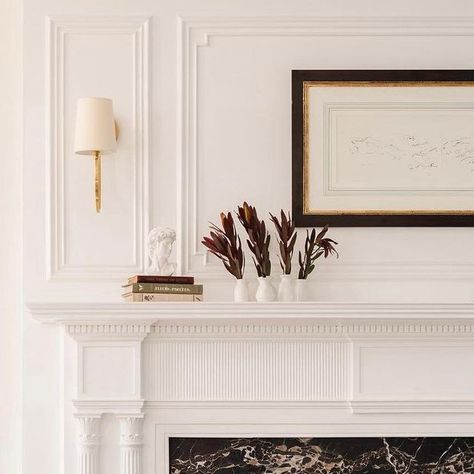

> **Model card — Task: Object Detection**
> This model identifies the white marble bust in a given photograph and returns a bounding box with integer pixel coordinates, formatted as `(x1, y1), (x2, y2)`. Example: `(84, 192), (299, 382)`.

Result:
(147, 227), (176, 276)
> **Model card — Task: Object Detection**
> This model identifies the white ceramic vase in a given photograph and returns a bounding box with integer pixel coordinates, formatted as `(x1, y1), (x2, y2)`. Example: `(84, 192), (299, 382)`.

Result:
(278, 274), (295, 302)
(233, 279), (250, 302)
(295, 278), (310, 302)
(255, 277), (277, 302)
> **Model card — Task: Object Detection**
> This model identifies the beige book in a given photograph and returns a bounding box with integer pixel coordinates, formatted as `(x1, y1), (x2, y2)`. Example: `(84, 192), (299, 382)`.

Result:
(123, 293), (203, 302)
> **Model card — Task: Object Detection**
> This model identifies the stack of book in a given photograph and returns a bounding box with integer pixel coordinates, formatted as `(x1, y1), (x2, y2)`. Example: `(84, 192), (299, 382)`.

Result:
(122, 275), (203, 302)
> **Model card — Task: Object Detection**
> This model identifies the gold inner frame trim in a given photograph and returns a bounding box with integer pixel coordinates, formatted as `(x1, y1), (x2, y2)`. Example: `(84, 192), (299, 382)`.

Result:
(302, 80), (474, 216)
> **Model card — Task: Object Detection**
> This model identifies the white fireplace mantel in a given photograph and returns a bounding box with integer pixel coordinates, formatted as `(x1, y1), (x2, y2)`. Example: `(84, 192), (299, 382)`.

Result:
(28, 301), (474, 321)
(29, 300), (474, 411)
(29, 301), (474, 474)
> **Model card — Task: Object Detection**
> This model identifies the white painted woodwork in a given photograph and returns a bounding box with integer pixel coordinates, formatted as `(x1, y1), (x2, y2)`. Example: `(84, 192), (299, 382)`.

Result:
(77, 416), (101, 474)
(30, 302), (474, 473)
(118, 417), (143, 474)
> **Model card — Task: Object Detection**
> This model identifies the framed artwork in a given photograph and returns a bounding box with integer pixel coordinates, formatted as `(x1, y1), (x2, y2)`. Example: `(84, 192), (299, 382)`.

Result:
(292, 70), (474, 226)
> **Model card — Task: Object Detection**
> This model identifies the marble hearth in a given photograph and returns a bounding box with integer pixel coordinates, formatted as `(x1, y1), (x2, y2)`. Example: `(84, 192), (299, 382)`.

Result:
(29, 302), (474, 474)
(169, 437), (474, 473)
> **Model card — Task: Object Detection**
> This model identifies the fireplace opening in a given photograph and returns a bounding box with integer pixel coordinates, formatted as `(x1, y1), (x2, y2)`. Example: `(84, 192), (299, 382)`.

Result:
(169, 437), (474, 473)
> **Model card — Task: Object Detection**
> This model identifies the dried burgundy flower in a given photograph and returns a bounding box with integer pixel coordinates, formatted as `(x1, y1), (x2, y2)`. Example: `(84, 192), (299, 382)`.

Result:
(270, 210), (297, 275)
(237, 202), (271, 278)
(298, 225), (338, 279)
(202, 212), (245, 279)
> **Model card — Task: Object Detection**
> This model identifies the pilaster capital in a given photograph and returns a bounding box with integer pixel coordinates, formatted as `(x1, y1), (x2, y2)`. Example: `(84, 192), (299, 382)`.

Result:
(117, 415), (144, 447)
(76, 415), (102, 447)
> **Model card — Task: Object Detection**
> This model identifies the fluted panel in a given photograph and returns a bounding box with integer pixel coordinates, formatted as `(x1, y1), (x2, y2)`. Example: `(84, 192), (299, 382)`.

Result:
(121, 448), (141, 474)
(143, 341), (349, 401)
(78, 449), (98, 474)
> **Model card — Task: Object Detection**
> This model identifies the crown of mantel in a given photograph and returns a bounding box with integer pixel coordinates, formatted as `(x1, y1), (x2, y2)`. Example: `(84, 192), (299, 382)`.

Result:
(28, 301), (474, 323)
(28, 301), (474, 340)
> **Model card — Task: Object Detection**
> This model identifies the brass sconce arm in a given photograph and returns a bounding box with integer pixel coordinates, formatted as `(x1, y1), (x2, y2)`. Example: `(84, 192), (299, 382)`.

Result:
(94, 151), (101, 213)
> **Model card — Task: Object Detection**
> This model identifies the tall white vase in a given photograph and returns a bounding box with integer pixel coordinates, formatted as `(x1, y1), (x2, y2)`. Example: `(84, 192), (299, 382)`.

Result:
(233, 279), (250, 302)
(255, 277), (276, 302)
(278, 274), (295, 302)
(295, 278), (310, 302)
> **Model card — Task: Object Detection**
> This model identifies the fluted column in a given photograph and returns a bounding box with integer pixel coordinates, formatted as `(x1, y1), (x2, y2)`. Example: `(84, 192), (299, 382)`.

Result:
(118, 416), (144, 474)
(77, 415), (101, 474)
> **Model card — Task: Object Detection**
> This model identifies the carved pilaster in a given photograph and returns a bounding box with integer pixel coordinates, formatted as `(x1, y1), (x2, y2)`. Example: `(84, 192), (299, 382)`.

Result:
(118, 416), (144, 474)
(77, 416), (101, 474)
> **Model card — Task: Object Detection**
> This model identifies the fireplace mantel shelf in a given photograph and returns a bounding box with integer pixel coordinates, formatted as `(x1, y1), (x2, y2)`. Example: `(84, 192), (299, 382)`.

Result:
(29, 301), (474, 323)
(29, 301), (474, 424)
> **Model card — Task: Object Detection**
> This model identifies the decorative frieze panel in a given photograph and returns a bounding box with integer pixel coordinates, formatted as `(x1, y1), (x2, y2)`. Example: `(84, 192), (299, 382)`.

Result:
(142, 340), (350, 401)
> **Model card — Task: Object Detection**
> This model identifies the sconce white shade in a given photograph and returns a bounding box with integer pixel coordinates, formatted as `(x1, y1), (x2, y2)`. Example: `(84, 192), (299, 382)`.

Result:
(74, 97), (117, 155)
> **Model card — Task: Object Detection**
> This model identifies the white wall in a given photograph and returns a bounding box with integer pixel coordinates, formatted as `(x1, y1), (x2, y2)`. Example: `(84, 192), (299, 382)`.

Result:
(0, 1), (22, 473)
(22, 0), (474, 305)
(20, 1), (474, 473)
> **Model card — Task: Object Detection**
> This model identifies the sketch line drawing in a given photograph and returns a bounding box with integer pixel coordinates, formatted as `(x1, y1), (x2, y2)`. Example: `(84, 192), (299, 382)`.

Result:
(350, 135), (474, 173)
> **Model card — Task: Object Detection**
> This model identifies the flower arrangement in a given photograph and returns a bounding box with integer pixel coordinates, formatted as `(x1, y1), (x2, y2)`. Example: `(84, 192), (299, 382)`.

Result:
(298, 225), (338, 280)
(202, 204), (339, 302)
(237, 201), (271, 278)
(201, 212), (245, 279)
(269, 210), (297, 275)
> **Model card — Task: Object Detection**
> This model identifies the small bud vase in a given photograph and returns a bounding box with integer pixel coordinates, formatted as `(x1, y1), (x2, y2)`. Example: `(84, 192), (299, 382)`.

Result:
(233, 279), (250, 302)
(295, 278), (310, 302)
(278, 274), (295, 302)
(255, 277), (277, 302)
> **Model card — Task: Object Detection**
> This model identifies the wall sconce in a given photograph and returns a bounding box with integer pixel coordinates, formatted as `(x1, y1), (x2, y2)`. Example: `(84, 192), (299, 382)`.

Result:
(74, 97), (117, 213)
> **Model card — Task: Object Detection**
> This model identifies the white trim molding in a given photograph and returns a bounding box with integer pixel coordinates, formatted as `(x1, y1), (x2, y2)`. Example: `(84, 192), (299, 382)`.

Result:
(74, 399), (145, 416)
(28, 301), (474, 322)
(176, 16), (474, 279)
(46, 16), (150, 280)
(351, 400), (474, 414)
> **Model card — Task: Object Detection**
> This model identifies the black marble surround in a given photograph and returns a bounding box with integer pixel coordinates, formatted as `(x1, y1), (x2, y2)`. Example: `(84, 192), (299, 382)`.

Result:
(169, 437), (474, 473)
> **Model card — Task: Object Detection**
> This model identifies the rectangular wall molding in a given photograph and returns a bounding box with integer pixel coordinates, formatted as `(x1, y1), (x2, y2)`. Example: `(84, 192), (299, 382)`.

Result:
(177, 16), (474, 280)
(46, 16), (150, 280)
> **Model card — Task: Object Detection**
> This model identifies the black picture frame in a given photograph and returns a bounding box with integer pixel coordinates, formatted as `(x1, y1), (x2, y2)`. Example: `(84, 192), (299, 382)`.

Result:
(292, 69), (474, 227)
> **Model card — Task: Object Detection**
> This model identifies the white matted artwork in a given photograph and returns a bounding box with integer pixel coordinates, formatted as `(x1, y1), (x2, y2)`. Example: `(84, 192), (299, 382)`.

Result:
(292, 70), (474, 227)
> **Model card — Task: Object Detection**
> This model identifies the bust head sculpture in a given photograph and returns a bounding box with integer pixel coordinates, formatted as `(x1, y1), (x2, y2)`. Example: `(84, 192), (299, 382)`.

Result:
(147, 227), (177, 276)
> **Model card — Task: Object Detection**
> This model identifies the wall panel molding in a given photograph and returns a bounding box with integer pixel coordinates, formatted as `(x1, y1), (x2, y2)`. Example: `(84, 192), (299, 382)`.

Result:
(46, 16), (150, 280)
(177, 16), (474, 279)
